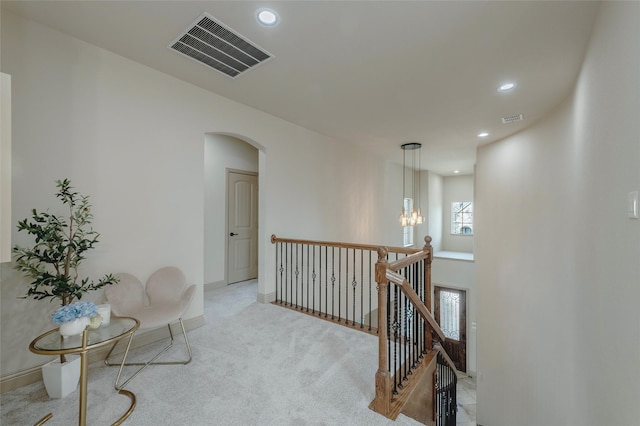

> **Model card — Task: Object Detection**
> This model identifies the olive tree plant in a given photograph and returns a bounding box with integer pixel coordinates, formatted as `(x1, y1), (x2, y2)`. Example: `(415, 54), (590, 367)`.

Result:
(13, 179), (118, 307)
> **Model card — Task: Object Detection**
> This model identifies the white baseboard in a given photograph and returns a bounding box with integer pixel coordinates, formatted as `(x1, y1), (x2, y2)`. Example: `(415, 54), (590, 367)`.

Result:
(0, 315), (205, 394)
(204, 280), (227, 289)
(257, 291), (276, 304)
(0, 365), (44, 394)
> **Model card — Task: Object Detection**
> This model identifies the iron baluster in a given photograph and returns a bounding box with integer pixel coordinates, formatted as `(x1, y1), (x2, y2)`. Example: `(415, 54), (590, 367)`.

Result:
(312, 245), (316, 314)
(411, 262), (418, 368)
(401, 289), (408, 384)
(306, 245), (310, 312)
(393, 285), (401, 393)
(387, 285), (392, 392)
(290, 243), (295, 306)
(352, 248), (357, 327)
(338, 247), (342, 322)
(330, 247), (335, 320)
(390, 287), (397, 395)
(359, 249), (364, 329)
(284, 243), (289, 306)
(277, 242), (281, 303)
(368, 250), (372, 331)
(418, 259), (424, 358)
(344, 248), (348, 324)
(325, 246), (329, 318)
(295, 243), (300, 309)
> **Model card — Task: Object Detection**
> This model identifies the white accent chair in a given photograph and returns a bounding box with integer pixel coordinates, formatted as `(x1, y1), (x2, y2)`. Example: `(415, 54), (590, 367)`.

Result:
(104, 267), (195, 389)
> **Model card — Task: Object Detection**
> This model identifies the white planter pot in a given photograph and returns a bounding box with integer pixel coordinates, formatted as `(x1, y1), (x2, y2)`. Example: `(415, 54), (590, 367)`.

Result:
(41, 355), (81, 399)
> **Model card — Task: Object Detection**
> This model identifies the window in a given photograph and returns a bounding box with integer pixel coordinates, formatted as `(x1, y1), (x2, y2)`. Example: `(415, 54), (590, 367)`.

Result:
(451, 201), (473, 235)
(438, 289), (461, 340)
(402, 198), (414, 247)
(434, 286), (467, 372)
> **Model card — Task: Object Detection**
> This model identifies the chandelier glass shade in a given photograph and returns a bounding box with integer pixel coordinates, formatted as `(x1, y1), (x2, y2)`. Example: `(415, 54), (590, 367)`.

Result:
(399, 142), (424, 227)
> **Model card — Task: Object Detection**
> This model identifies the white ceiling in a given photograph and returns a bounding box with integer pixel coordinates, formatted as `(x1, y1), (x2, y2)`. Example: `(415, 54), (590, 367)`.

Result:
(2, 1), (600, 175)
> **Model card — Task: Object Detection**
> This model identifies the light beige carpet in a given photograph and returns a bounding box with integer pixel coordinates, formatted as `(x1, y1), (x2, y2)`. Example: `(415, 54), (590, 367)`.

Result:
(1, 280), (421, 425)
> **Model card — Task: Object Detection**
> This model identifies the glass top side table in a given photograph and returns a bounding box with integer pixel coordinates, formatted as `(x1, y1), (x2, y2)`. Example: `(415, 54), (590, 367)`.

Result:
(29, 316), (140, 426)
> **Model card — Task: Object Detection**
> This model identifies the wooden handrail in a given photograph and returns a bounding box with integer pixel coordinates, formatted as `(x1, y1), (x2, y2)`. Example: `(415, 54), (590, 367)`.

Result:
(387, 249), (431, 272)
(433, 343), (457, 374)
(270, 234), (421, 255)
(385, 270), (446, 342)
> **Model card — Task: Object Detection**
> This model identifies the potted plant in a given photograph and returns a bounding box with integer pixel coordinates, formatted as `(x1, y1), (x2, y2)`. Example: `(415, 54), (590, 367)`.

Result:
(13, 178), (118, 397)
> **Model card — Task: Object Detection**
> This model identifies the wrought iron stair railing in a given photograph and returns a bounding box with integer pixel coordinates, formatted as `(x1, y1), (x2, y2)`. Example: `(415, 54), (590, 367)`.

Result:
(270, 234), (420, 333)
(270, 235), (457, 425)
(434, 344), (458, 426)
(372, 245), (457, 424)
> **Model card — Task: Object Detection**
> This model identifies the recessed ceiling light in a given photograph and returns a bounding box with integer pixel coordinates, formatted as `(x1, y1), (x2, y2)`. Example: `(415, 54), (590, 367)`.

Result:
(453, 170), (460, 174)
(257, 8), (279, 26)
(498, 82), (516, 92)
(477, 132), (489, 138)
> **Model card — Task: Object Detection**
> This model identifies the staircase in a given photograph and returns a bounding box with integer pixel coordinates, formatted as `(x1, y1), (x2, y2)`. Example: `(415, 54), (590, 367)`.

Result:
(271, 235), (457, 425)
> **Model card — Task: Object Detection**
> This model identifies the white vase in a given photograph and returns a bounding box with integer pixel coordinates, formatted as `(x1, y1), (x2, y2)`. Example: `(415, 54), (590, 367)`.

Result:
(58, 317), (90, 337)
(41, 355), (81, 398)
(96, 304), (111, 326)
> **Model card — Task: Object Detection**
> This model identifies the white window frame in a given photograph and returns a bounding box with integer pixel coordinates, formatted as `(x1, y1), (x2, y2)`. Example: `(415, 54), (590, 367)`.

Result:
(451, 201), (473, 235)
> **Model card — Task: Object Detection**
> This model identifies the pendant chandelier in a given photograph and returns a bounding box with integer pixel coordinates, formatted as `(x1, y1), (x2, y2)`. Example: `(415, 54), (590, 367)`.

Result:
(399, 142), (424, 227)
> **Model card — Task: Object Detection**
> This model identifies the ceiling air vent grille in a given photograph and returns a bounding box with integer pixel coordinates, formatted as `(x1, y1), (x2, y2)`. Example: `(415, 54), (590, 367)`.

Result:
(502, 114), (524, 124)
(169, 13), (273, 78)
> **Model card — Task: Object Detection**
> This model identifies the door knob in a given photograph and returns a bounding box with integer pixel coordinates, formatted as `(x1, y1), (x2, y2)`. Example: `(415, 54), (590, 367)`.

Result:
(230, 232), (238, 236)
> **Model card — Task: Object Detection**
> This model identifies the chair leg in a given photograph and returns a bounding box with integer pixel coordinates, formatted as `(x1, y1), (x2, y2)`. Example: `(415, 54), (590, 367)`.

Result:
(104, 318), (193, 390)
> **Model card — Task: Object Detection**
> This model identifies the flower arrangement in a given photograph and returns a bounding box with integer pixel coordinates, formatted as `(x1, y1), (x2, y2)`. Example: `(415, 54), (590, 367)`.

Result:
(51, 301), (98, 324)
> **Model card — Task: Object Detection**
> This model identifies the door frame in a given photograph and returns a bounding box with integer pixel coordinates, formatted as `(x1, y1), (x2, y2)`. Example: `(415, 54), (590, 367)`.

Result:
(225, 168), (259, 285)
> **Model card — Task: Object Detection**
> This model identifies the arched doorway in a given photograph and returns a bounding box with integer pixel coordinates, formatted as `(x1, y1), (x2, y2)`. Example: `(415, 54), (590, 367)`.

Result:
(203, 133), (263, 287)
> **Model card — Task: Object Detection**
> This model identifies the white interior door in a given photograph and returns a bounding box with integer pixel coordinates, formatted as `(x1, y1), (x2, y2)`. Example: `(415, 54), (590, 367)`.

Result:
(227, 171), (258, 284)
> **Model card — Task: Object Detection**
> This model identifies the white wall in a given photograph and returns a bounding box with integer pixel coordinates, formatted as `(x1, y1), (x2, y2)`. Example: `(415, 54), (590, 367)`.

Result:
(475, 3), (640, 425)
(0, 11), (402, 379)
(0, 73), (11, 263)
(427, 171), (443, 252)
(442, 175), (474, 253)
(204, 134), (258, 286)
(432, 257), (476, 374)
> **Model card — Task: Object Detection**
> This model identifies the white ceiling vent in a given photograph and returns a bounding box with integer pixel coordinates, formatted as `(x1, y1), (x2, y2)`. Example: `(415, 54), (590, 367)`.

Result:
(502, 114), (524, 124)
(169, 13), (273, 78)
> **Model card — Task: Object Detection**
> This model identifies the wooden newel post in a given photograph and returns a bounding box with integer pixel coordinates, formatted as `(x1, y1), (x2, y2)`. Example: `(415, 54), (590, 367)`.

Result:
(423, 236), (434, 350)
(373, 246), (391, 415)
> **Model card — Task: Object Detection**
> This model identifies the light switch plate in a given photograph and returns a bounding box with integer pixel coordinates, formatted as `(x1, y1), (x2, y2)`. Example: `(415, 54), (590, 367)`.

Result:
(629, 191), (639, 219)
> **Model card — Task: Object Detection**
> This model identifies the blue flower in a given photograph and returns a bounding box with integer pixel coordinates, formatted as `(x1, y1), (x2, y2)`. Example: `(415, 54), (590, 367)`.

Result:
(51, 301), (98, 324)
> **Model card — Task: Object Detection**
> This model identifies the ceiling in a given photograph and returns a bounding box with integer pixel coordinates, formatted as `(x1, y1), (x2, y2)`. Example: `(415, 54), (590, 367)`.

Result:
(2, 1), (600, 175)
